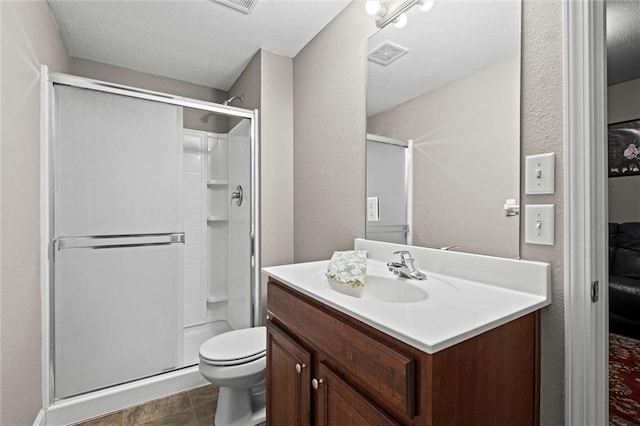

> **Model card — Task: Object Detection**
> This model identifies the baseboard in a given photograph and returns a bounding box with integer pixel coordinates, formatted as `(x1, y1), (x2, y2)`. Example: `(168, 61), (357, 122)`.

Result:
(44, 366), (207, 426)
(33, 409), (46, 426)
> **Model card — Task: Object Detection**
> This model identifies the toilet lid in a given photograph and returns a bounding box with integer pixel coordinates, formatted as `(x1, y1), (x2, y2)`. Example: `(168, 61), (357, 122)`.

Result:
(200, 326), (266, 364)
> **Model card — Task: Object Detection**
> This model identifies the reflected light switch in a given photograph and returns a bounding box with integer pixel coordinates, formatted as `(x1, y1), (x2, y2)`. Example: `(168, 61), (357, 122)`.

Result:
(367, 197), (380, 221)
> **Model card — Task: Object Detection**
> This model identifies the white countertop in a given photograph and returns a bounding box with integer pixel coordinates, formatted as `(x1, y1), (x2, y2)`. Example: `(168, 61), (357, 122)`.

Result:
(263, 239), (551, 354)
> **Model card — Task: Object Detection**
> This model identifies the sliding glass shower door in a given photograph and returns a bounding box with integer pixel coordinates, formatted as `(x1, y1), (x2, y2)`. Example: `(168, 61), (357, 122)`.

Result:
(52, 85), (184, 399)
(47, 76), (259, 403)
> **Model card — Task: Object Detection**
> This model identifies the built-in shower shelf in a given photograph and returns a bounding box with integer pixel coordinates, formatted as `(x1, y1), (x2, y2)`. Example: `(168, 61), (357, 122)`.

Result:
(206, 293), (228, 303)
(207, 216), (228, 222)
(207, 179), (228, 186)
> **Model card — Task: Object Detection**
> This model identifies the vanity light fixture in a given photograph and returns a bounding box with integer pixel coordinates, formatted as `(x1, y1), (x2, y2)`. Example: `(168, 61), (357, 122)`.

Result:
(366, 0), (434, 29)
(393, 13), (408, 28)
(365, 0), (386, 16)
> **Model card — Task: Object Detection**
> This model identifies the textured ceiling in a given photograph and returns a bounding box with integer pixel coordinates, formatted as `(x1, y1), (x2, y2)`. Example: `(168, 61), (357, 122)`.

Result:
(46, 0), (640, 102)
(48, 0), (350, 90)
(607, 0), (640, 85)
(367, 0), (520, 117)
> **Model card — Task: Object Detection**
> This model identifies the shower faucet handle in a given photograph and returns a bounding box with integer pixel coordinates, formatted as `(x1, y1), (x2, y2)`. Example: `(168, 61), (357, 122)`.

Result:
(230, 185), (243, 206)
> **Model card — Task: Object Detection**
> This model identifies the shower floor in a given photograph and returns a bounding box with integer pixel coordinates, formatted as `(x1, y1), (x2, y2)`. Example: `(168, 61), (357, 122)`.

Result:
(183, 321), (231, 366)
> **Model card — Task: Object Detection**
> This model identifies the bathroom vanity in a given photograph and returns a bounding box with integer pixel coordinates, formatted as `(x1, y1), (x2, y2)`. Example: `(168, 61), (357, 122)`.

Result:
(263, 239), (550, 425)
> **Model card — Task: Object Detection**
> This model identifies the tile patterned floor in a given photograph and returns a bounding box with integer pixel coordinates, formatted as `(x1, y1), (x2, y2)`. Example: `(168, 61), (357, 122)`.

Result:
(73, 385), (266, 426)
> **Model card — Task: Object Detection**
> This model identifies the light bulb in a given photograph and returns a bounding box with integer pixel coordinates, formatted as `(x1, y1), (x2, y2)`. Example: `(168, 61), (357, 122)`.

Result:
(365, 1), (382, 15)
(393, 13), (408, 28)
(418, 0), (434, 12)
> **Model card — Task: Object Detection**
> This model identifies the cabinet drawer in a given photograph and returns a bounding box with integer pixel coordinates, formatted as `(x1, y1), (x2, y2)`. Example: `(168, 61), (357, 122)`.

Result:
(268, 279), (416, 418)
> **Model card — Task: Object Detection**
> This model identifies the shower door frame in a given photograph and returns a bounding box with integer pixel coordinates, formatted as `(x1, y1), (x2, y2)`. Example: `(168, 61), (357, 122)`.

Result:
(40, 66), (261, 419)
(365, 133), (414, 245)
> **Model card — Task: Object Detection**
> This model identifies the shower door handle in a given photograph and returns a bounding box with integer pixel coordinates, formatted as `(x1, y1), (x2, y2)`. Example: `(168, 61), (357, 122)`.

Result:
(55, 233), (185, 250)
(231, 185), (243, 206)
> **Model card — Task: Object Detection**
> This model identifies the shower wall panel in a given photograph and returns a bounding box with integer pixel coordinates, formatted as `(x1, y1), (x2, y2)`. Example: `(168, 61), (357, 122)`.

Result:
(207, 133), (229, 322)
(227, 119), (252, 330)
(183, 131), (208, 327)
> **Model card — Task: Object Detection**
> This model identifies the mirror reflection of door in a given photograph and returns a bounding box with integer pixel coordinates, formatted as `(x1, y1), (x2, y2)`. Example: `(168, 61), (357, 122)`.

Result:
(366, 134), (411, 244)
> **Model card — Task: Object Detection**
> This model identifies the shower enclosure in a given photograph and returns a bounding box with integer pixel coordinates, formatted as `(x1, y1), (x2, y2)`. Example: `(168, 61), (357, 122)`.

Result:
(40, 69), (259, 424)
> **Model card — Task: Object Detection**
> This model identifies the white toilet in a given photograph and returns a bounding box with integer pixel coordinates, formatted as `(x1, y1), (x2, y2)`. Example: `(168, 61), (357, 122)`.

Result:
(199, 326), (267, 426)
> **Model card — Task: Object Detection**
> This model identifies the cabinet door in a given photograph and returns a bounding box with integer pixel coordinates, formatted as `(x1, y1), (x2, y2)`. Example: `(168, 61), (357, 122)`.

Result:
(267, 321), (311, 426)
(314, 362), (400, 426)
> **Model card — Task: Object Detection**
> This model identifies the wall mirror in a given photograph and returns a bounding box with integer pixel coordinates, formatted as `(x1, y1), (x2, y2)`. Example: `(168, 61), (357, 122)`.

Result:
(365, 0), (522, 259)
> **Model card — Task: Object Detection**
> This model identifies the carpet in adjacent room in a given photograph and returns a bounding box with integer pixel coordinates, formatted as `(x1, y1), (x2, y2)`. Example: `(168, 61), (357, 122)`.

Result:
(610, 333), (640, 426)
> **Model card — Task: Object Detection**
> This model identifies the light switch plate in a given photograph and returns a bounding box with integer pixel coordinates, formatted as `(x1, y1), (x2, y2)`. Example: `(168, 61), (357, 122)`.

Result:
(367, 197), (380, 221)
(525, 204), (555, 245)
(525, 153), (555, 194)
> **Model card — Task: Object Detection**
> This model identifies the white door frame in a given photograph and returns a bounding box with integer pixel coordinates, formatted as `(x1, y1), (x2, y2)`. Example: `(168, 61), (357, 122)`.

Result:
(563, 0), (608, 425)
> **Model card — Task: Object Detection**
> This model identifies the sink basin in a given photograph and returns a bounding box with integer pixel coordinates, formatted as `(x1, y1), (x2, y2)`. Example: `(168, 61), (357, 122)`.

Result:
(325, 274), (428, 303)
(363, 276), (428, 303)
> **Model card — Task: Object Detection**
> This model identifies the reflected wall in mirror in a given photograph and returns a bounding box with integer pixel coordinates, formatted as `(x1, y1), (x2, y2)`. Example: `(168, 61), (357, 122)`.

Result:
(365, 0), (521, 259)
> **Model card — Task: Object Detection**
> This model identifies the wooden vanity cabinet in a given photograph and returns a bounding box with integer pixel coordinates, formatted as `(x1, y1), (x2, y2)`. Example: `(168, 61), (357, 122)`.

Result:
(314, 362), (400, 425)
(266, 278), (540, 426)
(266, 324), (311, 425)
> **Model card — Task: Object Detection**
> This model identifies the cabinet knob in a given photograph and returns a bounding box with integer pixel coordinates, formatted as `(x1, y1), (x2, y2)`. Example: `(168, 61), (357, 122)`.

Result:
(311, 378), (324, 390)
(295, 363), (306, 374)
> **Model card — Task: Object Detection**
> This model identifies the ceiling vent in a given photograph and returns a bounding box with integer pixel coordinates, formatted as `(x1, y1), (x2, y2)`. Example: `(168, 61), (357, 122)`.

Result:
(212, 0), (258, 14)
(367, 42), (409, 66)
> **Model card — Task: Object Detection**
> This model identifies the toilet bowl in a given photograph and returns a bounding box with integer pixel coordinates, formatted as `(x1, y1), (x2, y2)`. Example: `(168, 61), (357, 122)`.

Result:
(199, 326), (267, 426)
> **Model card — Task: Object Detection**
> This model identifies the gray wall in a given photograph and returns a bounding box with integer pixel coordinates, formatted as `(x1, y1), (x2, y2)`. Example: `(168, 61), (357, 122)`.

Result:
(260, 50), (294, 269)
(69, 58), (229, 133)
(608, 78), (640, 223)
(519, 1), (565, 423)
(293, 3), (377, 262)
(367, 58), (520, 259)
(230, 49), (295, 318)
(293, 1), (565, 423)
(0, 1), (69, 424)
(228, 51), (261, 118)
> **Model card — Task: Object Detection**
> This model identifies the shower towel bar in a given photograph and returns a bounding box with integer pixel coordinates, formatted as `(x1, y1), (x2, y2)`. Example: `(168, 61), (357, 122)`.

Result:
(55, 232), (185, 250)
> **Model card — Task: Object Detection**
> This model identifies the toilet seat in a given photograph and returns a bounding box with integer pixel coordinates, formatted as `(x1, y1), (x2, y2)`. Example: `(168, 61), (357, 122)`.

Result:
(200, 350), (266, 366)
(200, 326), (266, 366)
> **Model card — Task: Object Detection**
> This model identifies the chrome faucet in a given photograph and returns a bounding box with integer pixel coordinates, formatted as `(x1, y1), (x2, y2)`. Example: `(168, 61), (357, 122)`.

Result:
(387, 250), (427, 280)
